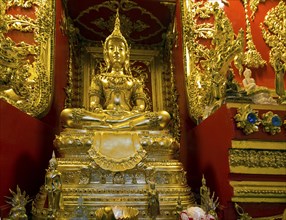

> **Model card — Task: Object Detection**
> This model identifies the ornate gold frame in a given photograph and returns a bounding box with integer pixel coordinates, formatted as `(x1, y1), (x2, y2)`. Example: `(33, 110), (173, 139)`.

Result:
(0, 0), (55, 117)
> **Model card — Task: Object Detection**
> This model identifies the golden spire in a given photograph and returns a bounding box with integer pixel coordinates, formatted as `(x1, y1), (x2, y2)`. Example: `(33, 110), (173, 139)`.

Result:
(111, 9), (122, 39)
(104, 9), (128, 47)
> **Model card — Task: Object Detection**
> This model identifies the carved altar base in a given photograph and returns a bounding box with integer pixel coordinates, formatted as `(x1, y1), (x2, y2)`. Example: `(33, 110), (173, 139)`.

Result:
(31, 129), (195, 219)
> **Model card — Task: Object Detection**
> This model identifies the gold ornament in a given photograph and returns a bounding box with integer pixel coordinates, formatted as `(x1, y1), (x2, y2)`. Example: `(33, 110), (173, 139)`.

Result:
(261, 111), (282, 135)
(181, 1), (244, 122)
(261, 1), (286, 103)
(6, 186), (30, 220)
(234, 104), (261, 135)
(243, 0), (266, 68)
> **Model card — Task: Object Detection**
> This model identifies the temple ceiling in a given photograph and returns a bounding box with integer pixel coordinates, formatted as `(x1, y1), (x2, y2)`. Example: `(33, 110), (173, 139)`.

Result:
(64, 0), (176, 46)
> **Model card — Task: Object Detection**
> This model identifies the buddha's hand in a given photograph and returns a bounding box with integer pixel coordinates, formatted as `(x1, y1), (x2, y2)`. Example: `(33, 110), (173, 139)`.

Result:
(90, 103), (103, 113)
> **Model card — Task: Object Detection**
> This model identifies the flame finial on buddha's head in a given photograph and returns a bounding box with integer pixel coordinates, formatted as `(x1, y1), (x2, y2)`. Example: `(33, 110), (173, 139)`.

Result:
(104, 9), (128, 50)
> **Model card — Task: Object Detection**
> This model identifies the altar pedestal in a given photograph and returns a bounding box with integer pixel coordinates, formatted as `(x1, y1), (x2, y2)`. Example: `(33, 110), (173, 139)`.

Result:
(32, 129), (196, 220)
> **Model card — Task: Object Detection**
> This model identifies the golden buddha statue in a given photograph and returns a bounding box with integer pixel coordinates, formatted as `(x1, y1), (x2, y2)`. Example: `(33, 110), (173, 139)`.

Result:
(60, 10), (170, 131)
(45, 151), (62, 213)
(31, 10), (195, 220)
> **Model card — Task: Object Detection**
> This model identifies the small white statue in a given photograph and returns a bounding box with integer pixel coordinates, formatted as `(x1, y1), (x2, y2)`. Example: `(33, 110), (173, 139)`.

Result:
(242, 68), (277, 105)
(242, 68), (257, 94)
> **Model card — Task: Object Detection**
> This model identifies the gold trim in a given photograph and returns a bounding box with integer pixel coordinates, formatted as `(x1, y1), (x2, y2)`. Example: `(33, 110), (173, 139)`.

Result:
(230, 140), (286, 175)
(226, 102), (286, 111)
(230, 166), (285, 175)
(230, 181), (286, 203)
(232, 140), (286, 150)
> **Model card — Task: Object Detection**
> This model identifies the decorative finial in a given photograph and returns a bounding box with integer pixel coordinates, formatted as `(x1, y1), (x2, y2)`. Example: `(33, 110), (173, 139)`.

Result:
(104, 9), (128, 48)
(49, 151), (57, 166)
(112, 8), (121, 38)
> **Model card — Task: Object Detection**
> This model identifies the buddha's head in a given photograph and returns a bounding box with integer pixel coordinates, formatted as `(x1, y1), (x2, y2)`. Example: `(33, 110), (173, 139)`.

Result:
(103, 10), (131, 74)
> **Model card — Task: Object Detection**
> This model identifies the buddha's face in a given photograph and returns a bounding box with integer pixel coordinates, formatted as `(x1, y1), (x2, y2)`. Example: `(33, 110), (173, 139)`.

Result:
(107, 38), (127, 68)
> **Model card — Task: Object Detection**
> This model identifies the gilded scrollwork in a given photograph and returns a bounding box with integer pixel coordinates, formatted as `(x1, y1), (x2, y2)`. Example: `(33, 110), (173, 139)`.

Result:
(182, 1), (244, 122)
(0, 0), (55, 117)
(229, 148), (286, 169)
(261, 1), (286, 104)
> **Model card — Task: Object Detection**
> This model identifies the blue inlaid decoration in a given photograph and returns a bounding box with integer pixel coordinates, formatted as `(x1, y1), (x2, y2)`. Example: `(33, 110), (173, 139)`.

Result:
(247, 113), (257, 124)
(271, 115), (282, 127)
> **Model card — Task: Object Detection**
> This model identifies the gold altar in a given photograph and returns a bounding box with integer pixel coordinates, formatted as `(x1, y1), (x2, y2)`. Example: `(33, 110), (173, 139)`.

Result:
(31, 10), (195, 220)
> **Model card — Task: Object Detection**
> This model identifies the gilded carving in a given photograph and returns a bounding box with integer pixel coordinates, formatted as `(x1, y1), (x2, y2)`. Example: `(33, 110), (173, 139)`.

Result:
(6, 186), (30, 220)
(60, 8), (81, 108)
(249, 0), (266, 19)
(230, 181), (286, 203)
(181, 1), (244, 122)
(243, 0), (266, 68)
(261, 111), (282, 135)
(229, 148), (286, 169)
(230, 140), (286, 175)
(234, 104), (261, 135)
(0, 0), (55, 117)
(163, 20), (181, 142)
(91, 13), (150, 38)
(261, 1), (286, 104)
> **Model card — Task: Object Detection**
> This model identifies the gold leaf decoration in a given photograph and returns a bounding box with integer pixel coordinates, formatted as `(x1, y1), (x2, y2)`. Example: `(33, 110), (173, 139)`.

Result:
(182, 1), (244, 122)
(243, 0), (266, 68)
(0, 0), (55, 117)
(261, 1), (286, 103)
